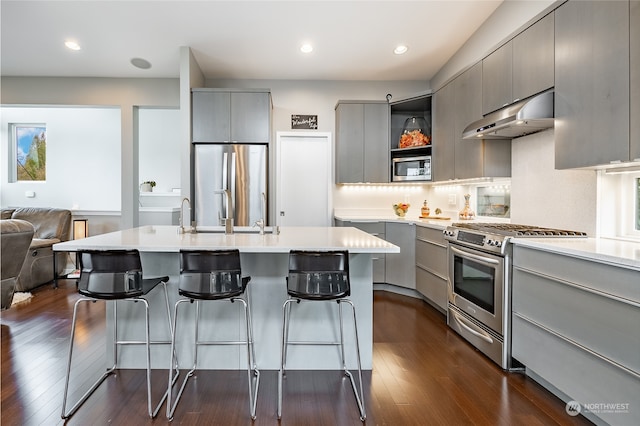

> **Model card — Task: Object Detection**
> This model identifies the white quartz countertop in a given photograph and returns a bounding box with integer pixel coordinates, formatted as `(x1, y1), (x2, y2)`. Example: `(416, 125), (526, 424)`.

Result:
(511, 237), (640, 270)
(53, 225), (400, 254)
(334, 214), (455, 230)
(334, 214), (640, 269)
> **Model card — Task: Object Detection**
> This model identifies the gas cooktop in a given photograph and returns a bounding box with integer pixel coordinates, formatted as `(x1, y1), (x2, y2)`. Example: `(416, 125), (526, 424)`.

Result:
(451, 222), (587, 237)
(443, 223), (587, 255)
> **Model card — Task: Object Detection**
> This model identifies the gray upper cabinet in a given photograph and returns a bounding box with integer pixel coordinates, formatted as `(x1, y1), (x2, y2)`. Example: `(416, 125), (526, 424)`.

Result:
(454, 63), (488, 179)
(631, 0), (640, 161)
(432, 82), (455, 181)
(433, 63), (510, 180)
(512, 12), (555, 102)
(192, 89), (271, 143)
(482, 41), (513, 115)
(482, 12), (554, 115)
(555, 0), (630, 169)
(335, 100), (389, 183)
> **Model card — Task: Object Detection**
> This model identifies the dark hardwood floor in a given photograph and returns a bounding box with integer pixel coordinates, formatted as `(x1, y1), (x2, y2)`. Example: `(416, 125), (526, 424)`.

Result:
(1, 280), (592, 425)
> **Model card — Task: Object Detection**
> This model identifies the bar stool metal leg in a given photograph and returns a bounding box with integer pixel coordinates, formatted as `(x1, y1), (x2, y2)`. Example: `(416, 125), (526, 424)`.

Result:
(277, 297), (366, 421)
(167, 294), (260, 421)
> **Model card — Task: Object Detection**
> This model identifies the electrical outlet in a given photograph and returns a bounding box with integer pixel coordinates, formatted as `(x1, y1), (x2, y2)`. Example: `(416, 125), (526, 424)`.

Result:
(448, 194), (456, 206)
(25, 191), (35, 198)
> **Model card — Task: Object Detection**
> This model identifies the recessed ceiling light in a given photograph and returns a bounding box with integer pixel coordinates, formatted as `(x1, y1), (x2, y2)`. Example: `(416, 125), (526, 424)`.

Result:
(300, 44), (313, 53)
(130, 57), (152, 69)
(394, 45), (408, 55)
(64, 40), (81, 51)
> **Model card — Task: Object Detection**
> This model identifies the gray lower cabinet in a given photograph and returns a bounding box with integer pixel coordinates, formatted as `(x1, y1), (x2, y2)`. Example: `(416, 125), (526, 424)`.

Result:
(511, 244), (640, 426)
(555, 0), (631, 168)
(334, 220), (386, 283)
(192, 89), (271, 143)
(335, 101), (389, 183)
(415, 226), (448, 312)
(385, 222), (415, 289)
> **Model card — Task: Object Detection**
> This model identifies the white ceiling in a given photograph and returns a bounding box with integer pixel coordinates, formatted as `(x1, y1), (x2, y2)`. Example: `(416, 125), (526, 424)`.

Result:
(1, 0), (503, 81)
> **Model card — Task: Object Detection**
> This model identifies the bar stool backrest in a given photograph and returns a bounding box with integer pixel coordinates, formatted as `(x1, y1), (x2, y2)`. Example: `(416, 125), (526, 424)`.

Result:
(179, 249), (245, 299)
(78, 250), (143, 299)
(287, 250), (350, 300)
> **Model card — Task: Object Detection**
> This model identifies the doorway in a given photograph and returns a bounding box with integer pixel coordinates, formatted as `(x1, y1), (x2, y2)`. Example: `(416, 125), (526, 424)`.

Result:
(276, 132), (332, 226)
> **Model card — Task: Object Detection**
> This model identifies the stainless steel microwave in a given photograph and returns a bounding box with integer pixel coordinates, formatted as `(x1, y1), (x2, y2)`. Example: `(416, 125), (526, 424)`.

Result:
(392, 155), (431, 182)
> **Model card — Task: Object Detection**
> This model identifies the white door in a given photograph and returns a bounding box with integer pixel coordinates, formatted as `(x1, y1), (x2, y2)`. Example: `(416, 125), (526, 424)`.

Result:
(276, 132), (332, 226)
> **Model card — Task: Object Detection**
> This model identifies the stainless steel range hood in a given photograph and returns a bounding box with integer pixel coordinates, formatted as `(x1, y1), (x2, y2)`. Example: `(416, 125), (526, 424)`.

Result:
(462, 90), (554, 140)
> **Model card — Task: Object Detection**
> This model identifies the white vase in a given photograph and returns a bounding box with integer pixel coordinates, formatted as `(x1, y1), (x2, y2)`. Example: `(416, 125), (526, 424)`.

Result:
(140, 183), (152, 192)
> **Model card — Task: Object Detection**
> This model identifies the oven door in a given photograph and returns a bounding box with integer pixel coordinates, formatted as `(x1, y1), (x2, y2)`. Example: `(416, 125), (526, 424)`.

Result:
(448, 243), (504, 334)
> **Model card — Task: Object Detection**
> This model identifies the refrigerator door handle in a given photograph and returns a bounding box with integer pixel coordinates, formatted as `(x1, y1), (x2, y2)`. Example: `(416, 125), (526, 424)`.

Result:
(230, 151), (236, 219)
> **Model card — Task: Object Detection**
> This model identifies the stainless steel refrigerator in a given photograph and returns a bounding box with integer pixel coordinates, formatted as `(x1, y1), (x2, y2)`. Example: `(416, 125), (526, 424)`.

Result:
(193, 144), (268, 227)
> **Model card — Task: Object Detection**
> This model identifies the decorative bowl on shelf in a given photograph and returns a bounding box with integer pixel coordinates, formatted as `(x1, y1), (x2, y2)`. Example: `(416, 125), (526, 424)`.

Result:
(393, 203), (410, 217)
(399, 117), (431, 148)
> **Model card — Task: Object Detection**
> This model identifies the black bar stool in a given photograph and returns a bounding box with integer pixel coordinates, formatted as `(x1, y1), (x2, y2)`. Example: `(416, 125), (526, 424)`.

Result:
(277, 250), (366, 421)
(61, 249), (175, 419)
(166, 249), (260, 420)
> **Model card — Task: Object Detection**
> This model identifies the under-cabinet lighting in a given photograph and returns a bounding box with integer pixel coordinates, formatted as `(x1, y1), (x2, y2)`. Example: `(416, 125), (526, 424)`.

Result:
(604, 165), (640, 175)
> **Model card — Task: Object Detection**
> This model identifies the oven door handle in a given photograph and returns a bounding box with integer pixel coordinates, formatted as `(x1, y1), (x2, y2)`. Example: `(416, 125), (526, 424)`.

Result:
(450, 246), (500, 266)
(450, 309), (494, 344)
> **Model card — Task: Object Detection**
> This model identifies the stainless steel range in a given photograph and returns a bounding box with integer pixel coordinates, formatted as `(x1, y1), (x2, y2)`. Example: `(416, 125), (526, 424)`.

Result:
(443, 223), (586, 370)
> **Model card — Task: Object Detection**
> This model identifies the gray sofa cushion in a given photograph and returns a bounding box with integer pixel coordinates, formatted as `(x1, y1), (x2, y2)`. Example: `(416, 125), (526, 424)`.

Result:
(1, 219), (35, 309)
(2, 207), (72, 291)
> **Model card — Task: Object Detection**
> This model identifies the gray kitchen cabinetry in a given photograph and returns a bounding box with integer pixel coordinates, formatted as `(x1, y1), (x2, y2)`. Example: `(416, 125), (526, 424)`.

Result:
(631, 0), (640, 161)
(511, 244), (640, 426)
(432, 81), (455, 181)
(192, 89), (271, 143)
(385, 222), (416, 290)
(482, 40), (513, 115)
(555, 0), (632, 168)
(334, 219), (386, 283)
(335, 101), (389, 183)
(415, 226), (448, 312)
(433, 63), (510, 180)
(482, 12), (554, 115)
(512, 12), (554, 104)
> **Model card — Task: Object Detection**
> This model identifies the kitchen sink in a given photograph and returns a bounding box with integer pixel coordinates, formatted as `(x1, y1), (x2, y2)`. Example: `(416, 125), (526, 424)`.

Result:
(191, 225), (275, 234)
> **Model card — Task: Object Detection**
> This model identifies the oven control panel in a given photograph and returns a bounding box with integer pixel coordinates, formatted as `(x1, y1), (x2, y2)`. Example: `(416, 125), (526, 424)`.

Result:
(443, 228), (507, 254)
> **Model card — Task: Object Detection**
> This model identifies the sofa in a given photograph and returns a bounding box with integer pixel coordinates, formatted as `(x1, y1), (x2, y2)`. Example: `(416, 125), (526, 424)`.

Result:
(1, 208), (72, 291)
(1, 219), (35, 309)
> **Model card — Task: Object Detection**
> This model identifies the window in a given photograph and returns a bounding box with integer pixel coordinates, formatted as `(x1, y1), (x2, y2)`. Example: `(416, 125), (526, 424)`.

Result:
(11, 123), (47, 181)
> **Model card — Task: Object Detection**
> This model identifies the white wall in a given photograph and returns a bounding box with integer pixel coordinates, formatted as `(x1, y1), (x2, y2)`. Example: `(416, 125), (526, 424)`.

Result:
(431, 0), (557, 90)
(1, 106), (121, 210)
(510, 129), (597, 235)
(0, 76), (180, 229)
(138, 107), (181, 193)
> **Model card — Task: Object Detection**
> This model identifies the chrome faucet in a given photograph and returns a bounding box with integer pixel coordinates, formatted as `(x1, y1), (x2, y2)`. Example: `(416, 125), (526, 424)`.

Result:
(253, 192), (267, 235)
(215, 189), (233, 234)
(178, 197), (192, 234)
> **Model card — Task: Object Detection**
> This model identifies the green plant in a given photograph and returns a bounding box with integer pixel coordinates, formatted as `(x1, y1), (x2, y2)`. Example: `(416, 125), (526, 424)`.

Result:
(142, 181), (156, 187)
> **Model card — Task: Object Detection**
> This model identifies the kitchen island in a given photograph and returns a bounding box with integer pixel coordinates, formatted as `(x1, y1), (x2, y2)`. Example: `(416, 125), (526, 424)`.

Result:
(53, 225), (399, 370)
